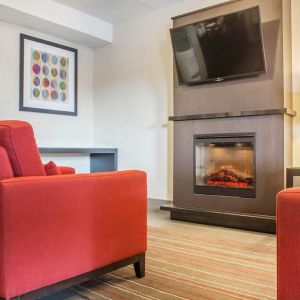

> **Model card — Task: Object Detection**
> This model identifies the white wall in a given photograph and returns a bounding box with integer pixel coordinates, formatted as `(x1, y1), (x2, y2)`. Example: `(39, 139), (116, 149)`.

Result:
(0, 21), (94, 171)
(93, 0), (228, 200)
(292, 0), (300, 166)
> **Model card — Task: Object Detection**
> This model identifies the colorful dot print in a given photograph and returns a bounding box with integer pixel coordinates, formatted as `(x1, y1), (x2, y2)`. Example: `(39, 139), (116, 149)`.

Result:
(51, 79), (58, 89)
(60, 69), (67, 80)
(32, 64), (40, 74)
(60, 57), (67, 67)
(42, 89), (49, 99)
(52, 56), (58, 65)
(51, 68), (58, 77)
(42, 78), (50, 88)
(60, 92), (66, 101)
(43, 65), (49, 76)
(30, 49), (69, 103)
(51, 90), (58, 100)
(32, 51), (40, 60)
(41, 53), (49, 63)
(60, 81), (66, 90)
(33, 88), (40, 97)
(33, 76), (40, 86)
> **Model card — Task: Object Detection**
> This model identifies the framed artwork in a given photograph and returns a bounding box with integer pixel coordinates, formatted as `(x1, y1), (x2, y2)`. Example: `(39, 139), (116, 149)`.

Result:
(20, 34), (78, 116)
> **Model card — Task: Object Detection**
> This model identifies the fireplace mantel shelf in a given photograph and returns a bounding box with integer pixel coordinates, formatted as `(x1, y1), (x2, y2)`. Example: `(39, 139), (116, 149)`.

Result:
(169, 108), (296, 122)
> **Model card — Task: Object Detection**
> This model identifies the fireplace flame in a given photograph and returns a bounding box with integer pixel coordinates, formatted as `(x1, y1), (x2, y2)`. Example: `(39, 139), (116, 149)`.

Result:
(204, 165), (254, 188)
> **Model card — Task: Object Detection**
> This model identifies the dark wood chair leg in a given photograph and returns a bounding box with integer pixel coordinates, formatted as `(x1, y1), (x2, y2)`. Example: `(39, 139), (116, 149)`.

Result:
(134, 253), (145, 278)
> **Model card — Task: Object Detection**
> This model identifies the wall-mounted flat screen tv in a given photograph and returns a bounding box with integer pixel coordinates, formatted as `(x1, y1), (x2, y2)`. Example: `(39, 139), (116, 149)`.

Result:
(170, 6), (266, 85)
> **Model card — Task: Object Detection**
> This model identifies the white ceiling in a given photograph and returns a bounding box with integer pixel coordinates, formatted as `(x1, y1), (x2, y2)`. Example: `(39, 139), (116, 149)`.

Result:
(54, 0), (187, 24)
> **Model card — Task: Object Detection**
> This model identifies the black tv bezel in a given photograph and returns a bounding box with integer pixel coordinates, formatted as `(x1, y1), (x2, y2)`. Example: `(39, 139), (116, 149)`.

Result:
(170, 6), (267, 85)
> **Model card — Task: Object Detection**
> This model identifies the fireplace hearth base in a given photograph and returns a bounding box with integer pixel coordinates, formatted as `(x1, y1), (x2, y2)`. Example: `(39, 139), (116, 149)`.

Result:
(164, 111), (293, 234)
(161, 205), (276, 233)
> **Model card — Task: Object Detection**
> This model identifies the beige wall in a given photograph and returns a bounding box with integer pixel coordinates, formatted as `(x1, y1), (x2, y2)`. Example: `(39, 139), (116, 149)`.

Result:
(292, 0), (300, 166)
(93, 0), (229, 200)
(0, 21), (94, 171)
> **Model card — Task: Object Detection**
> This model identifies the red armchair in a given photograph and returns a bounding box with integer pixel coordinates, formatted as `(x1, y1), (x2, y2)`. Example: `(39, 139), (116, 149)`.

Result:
(277, 188), (300, 299)
(0, 120), (147, 299)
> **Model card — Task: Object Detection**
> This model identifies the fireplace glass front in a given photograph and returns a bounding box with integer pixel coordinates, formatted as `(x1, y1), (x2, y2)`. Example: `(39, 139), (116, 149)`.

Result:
(194, 134), (255, 198)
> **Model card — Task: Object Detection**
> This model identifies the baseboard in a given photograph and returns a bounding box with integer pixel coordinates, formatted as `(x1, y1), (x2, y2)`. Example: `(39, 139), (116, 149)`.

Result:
(160, 205), (276, 234)
(148, 198), (172, 209)
(148, 198), (172, 203)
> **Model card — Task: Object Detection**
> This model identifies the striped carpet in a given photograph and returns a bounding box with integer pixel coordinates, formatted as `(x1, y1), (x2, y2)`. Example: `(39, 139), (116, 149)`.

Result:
(56, 225), (276, 300)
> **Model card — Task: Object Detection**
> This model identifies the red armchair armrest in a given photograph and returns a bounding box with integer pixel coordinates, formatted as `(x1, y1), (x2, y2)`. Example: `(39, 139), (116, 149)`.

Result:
(277, 188), (300, 299)
(0, 170), (147, 299)
(58, 166), (75, 174)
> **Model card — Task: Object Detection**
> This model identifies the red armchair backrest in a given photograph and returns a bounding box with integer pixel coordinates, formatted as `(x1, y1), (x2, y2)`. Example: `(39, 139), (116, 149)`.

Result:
(0, 121), (45, 177)
(0, 146), (14, 179)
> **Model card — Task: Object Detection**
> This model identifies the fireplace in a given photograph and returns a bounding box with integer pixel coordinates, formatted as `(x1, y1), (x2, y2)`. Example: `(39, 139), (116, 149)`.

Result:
(160, 0), (294, 233)
(194, 133), (255, 198)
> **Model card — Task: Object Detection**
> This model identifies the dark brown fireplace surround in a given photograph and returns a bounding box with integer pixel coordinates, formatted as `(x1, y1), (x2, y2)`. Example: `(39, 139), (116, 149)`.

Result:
(161, 0), (294, 233)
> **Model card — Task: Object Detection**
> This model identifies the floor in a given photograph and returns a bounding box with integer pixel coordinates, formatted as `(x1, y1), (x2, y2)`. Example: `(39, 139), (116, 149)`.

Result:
(41, 199), (276, 299)
(148, 199), (276, 248)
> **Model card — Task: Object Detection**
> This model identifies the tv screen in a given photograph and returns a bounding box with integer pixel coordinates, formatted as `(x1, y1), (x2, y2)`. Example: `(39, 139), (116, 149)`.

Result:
(170, 6), (266, 85)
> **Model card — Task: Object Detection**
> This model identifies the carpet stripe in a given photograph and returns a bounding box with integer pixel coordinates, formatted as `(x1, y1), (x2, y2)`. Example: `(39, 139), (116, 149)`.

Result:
(115, 267), (244, 300)
(149, 227), (276, 249)
(146, 268), (252, 299)
(146, 248), (275, 286)
(149, 243), (275, 271)
(94, 279), (156, 300)
(147, 264), (275, 299)
(147, 257), (275, 289)
(148, 234), (275, 260)
(95, 276), (188, 300)
(70, 225), (276, 299)
(148, 229), (275, 250)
